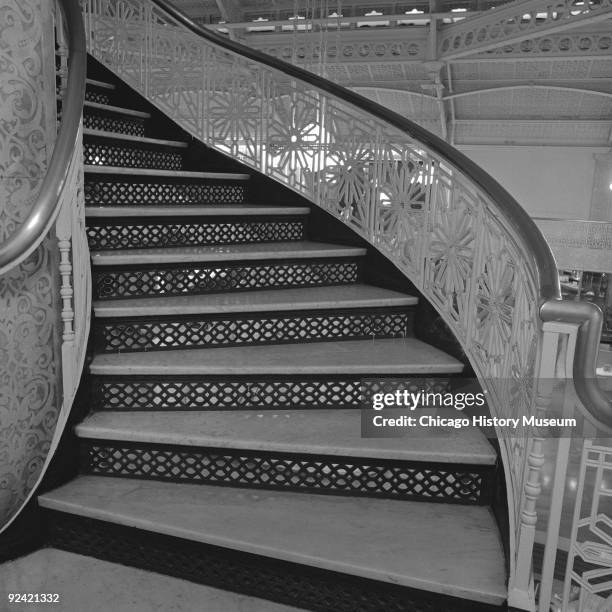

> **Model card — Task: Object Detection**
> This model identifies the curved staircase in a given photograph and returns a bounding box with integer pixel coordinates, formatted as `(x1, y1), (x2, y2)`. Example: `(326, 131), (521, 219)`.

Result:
(38, 64), (508, 611)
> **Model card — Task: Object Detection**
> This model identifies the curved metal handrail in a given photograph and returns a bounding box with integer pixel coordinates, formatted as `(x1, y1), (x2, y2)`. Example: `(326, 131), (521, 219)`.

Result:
(0, 0), (86, 275)
(541, 299), (610, 426)
(152, 0), (611, 422)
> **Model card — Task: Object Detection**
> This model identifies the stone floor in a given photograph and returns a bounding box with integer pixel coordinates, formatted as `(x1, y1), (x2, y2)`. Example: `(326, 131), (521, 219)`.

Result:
(0, 548), (301, 612)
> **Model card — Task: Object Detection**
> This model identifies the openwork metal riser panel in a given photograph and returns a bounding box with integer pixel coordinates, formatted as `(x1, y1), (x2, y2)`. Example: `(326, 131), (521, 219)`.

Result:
(80, 440), (493, 505)
(94, 308), (413, 353)
(84, 178), (245, 206)
(86, 218), (305, 250)
(83, 140), (184, 170)
(83, 111), (145, 137)
(90, 376), (452, 411)
(84, 89), (111, 105)
(45, 512), (503, 612)
(93, 259), (360, 300)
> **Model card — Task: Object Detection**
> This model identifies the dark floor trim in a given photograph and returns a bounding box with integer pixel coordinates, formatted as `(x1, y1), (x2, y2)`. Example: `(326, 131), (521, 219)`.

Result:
(44, 510), (507, 612)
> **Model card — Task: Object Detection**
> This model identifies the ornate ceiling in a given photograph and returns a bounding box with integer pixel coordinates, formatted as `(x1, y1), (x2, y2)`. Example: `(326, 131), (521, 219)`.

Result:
(173, 0), (612, 146)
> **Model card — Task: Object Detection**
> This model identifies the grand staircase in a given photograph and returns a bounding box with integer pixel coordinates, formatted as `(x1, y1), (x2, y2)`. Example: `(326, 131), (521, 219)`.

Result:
(38, 61), (508, 611)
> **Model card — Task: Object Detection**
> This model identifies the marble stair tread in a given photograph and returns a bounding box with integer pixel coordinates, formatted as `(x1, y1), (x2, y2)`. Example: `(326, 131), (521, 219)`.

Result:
(83, 128), (189, 148)
(85, 204), (311, 217)
(84, 165), (250, 179)
(90, 338), (464, 375)
(83, 100), (151, 118)
(39, 477), (506, 604)
(93, 285), (417, 317)
(90, 241), (367, 266)
(76, 409), (496, 465)
(86, 78), (116, 90)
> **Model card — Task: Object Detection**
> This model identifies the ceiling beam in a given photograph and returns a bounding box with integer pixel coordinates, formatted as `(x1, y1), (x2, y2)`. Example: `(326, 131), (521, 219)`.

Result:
(444, 84), (612, 100)
(209, 11), (476, 31)
(439, 0), (612, 60)
(446, 63), (457, 145)
(454, 119), (612, 124)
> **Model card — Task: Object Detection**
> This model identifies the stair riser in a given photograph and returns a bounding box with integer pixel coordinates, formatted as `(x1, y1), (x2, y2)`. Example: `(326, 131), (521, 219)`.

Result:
(93, 308), (414, 353)
(84, 140), (184, 171)
(44, 512), (503, 612)
(84, 111), (145, 137)
(78, 439), (494, 505)
(93, 258), (361, 300)
(84, 89), (111, 105)
(86, 217), (306, 250)
(84, 178), (245, 206)
(90, 375), (452, 412)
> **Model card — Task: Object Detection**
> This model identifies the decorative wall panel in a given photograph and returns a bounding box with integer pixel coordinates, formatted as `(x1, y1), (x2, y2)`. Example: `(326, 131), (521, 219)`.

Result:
(0, 0), (62, 529)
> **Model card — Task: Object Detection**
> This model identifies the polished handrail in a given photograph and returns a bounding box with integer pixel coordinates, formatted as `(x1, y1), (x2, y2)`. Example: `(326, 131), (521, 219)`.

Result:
(151, 0), (610, 421)
(541, 300), (610, 427)
(0, 0), (86, 275)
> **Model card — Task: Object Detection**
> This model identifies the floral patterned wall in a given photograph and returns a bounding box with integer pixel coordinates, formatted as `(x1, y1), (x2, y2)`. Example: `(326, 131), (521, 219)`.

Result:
(0, 0), (62, 528)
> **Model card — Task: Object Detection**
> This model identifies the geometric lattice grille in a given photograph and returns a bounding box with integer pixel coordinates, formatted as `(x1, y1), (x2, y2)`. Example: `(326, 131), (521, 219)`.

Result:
(95, 309), (412, 352)
(46, 512), (502, 612)
(84, 179), (245, 205)
(91, 376), (452, 411)
(564, 441), (612, 606)
(86, 219), (304, 250)
(93, 260), (360, 299)
(83, 112), (145, 136)
(81, 441), (491, 504)
(83, 142), (183, 170)
(85, 90), (111, 105)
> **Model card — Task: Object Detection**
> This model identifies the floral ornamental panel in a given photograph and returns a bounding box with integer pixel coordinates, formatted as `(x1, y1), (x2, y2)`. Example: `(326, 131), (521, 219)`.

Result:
(374, 150), (429, 275)
(426, 189), (476, 332)
(475, 249), (516, 371)
(267, 90), (321, 192)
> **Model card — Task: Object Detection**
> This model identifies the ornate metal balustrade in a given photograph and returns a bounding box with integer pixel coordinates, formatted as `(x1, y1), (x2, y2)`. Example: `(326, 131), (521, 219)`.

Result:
(81, 0), (611, 608)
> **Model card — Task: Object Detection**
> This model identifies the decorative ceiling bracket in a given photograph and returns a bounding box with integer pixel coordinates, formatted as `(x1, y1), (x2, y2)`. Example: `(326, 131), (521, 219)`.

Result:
(422, 61), (451, 142)
(438, 0), (612, 60)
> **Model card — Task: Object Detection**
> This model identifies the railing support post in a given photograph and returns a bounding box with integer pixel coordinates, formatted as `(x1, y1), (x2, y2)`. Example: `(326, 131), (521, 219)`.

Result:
(509, 330), (558, 610)
(537, 323), (578, 612)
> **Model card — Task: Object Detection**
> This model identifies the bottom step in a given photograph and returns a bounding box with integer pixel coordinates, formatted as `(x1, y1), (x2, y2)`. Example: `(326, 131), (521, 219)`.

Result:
(39, 477), (506, 610)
